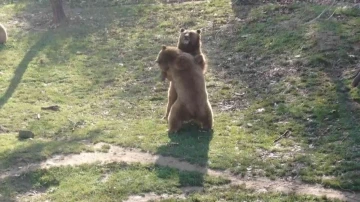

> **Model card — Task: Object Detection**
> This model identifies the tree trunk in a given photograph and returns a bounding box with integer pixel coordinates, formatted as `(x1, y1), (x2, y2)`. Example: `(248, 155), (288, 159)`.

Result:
(50, 0), (66, 24)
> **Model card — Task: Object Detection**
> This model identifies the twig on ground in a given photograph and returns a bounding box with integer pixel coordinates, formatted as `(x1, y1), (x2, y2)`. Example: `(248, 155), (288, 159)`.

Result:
(41, 105), (60, 111)
(327, 8), (337, 20)
(306, 0), (336, 24)
(341, 134), (349, 142)
(274, 129), (291, 143)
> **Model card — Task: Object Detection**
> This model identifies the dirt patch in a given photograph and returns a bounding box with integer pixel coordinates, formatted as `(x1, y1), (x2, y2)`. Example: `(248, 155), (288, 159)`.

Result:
(14, 189), (47, 202)
(124, 186), (205, 202)
(124, 192), (186, 202)
(124, 186), (204, 202)
(160, 0), (206, 3)
(1, 142), (359, 202)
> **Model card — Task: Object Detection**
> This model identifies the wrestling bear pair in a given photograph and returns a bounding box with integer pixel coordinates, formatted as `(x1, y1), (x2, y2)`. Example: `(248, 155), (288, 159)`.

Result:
(156, 29), (213, 133)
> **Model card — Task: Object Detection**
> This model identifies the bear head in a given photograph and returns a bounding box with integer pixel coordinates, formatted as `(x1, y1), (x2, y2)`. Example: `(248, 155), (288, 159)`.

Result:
(156, 45), (177, 81)
(177, 28), (201, 54)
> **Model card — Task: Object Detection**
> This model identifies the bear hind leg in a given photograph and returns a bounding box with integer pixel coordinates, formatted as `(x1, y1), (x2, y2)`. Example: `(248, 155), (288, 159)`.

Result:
(198, 102), (213, 131)
(164, 82), (177, 121)
(167, 101), (188, 133)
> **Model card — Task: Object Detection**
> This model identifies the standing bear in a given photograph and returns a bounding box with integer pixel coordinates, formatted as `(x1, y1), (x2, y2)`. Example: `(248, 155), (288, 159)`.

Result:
(0, 23), (7, 44)
(156, 46), (213, 133)
(352, 70), (360, 87)
(163, 28), (208, 120)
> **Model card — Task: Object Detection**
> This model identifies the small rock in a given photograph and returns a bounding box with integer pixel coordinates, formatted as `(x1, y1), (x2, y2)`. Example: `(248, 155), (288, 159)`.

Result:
(18, 130), (34, 140)
(235, 92), (245, 96)
(223, 64), (231, 69)
(256, 188), (268, 193)
(247, 123), (253, 127)
(256, 108), (265, 113)
(132, 196), (143, 200)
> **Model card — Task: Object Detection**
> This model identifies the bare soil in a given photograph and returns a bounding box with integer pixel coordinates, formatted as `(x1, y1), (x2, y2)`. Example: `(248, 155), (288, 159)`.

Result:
(1, 143), (359, 202)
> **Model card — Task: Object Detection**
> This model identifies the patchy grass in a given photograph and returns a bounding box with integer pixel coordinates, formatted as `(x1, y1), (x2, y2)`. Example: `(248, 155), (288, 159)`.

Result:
(0, 162), (230, 201)
(163, 185), (341, 202)
(0, 0), (360, 200)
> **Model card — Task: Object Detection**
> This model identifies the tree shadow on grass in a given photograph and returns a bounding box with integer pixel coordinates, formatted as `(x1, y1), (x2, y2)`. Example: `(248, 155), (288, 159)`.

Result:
(0, 31), (53, 109)
(0, 128), (104, 201)
(204, 0), (360, 191)
(155, 123), (213, 187)
(304, 57), (360, 190)
(0, 0), (156, 109)
(0, 128), (104, 173)
(0, 173), (54, 202)
(0, 44), (6, 51)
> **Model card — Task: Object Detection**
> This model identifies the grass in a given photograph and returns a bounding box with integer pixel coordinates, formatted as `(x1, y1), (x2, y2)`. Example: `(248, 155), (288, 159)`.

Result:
(0, 162), (230, 201)
(0, 0), (360, 200)
(163, 186), (342, 202)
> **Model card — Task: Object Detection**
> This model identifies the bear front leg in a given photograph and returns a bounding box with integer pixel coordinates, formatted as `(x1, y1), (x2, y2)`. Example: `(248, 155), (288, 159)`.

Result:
(163, 82), (177, 121)
(175, 53), (197, 70)
(194, 54), (207, 73)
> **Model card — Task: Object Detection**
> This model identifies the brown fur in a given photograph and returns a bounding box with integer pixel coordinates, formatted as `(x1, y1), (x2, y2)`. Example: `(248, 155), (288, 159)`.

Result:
(162, 28), (208, 120)
(156, 46), (213, 133)
(352, 70), (360, 87)
(177, 28), (207, 72)
(0, 23), (7, 44)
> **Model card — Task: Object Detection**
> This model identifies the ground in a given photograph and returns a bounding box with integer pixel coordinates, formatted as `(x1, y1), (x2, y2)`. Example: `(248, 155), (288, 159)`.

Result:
(0, 0), (360, 201)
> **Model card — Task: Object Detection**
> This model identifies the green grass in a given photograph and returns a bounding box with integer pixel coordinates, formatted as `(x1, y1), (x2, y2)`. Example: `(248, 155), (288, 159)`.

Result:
(0, 163), (230, 201)
(0, 162), (336, 202)
(162, 185), (341, 202)
(1, 0), (360, 200)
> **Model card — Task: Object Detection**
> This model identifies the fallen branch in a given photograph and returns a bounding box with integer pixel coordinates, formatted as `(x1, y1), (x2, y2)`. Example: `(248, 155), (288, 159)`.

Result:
(326, 8), (337, 20)
(274, 129), (291, 143)
(41, 105), (60, 111)
(341, 134), (349, 142)
(306, 0), (336, 24)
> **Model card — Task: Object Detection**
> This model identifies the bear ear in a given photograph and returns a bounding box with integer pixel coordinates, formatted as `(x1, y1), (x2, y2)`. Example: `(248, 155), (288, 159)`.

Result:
(196, 29), (201, 34)
(180, 28), (185, 32)
(162, 45), (167, 50)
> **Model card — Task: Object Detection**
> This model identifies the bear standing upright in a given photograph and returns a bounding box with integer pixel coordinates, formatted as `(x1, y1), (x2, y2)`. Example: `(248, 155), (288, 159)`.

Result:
(156, 46), (213, 133)
(352, 70), (360, 87)
(0, 23), (8, 44)
(177, 28), (207, 72)
(163, 28), (208, 120)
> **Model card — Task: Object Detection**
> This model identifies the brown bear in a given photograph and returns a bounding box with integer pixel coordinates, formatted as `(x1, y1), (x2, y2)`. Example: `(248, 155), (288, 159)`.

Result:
(163, 28), (208, 120)
(156, 45), (213, 133)
(352, 70), (360, 87)
(0, 23), (7, 44)
(177, 28), (207, 72)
